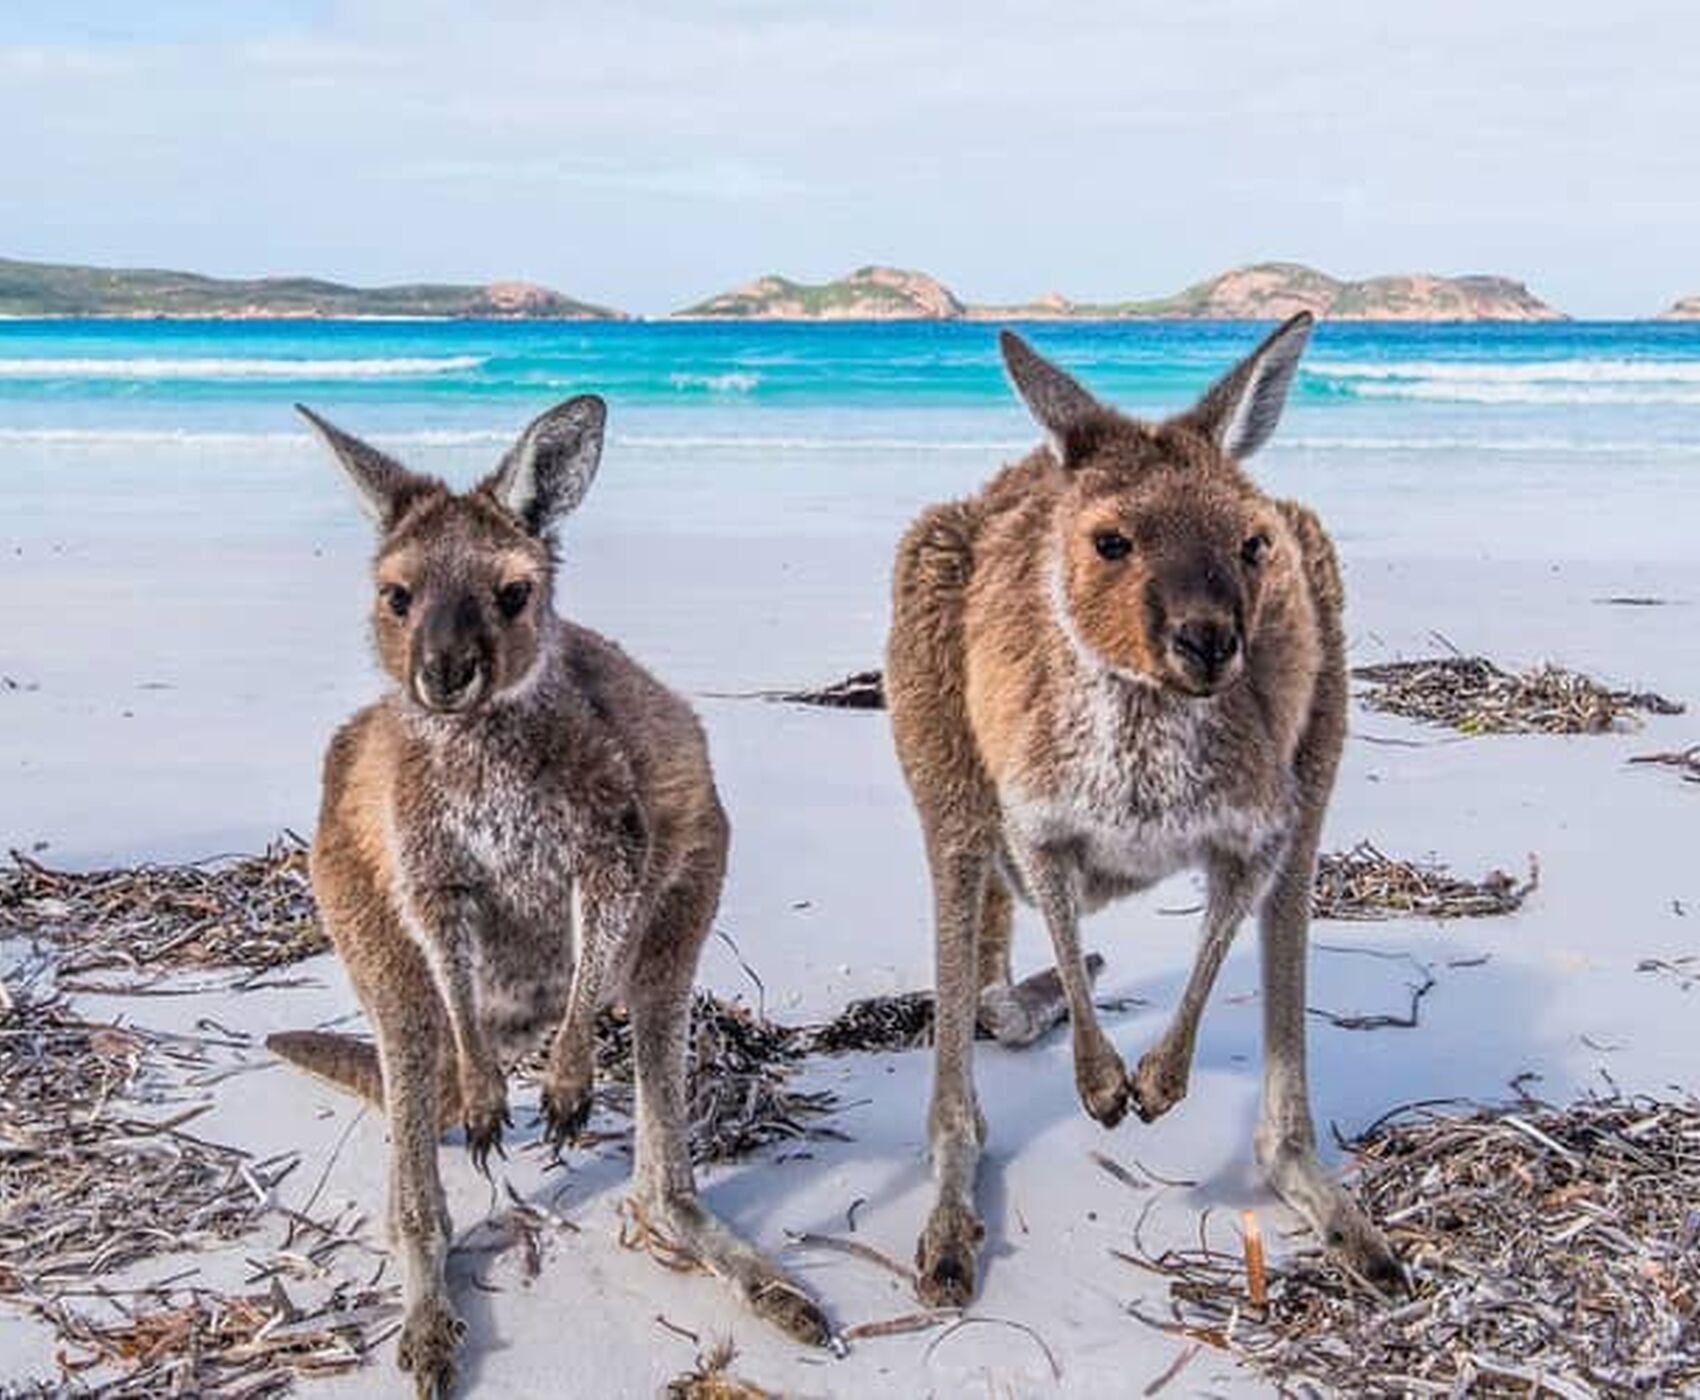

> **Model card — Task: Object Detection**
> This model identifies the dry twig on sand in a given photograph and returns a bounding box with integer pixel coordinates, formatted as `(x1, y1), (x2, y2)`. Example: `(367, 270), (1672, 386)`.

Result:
(1313, 842), (1537, 921)
(1629, 745), (1700, 786)
(1123, 1092), (1700, 1395)
(1353, 656), (1682, 735)
(0, 835), (323, 981)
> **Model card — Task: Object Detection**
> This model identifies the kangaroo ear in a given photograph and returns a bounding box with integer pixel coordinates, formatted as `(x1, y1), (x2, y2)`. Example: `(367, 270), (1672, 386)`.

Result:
(999, 330), (1115, 467)
(296, 404), (428, 527)
(483, 395), (607, 534)
(1180, 312), (1313, 460)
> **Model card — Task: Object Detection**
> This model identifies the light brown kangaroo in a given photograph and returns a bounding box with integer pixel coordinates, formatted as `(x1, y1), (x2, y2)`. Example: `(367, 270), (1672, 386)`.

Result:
(886, 315), (1403, 1307)
(267, 397), (829, 1398)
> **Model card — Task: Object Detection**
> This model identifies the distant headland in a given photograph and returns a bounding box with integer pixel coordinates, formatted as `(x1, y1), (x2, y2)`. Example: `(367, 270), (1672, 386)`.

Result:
(676, 262), (1565, 323)
(5, 253), (1694, 322)
(0, 257), (621, 320)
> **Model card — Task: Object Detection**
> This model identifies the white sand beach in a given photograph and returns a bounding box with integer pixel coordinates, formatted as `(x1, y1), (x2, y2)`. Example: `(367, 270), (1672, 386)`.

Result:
(3, 423), (1698, 1396)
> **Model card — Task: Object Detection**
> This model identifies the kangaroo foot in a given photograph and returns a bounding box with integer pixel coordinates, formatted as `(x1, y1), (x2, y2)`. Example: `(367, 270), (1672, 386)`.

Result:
(1262, 1142), (1407, 1295)
(397, 1293), (465, 1400)
(460, 1070), (509, 1177)
(915, 1197), (984, 1307)
(1129, 1045), (1189, 1122)
(1075, 1038), (1131, 1128)
(639, 1191), (833, 1347)
(539, 1071), (594, 1151)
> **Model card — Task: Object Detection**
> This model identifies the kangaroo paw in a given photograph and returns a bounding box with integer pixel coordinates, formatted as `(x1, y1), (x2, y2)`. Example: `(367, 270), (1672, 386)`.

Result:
(397, 1293), (465, 1400)
(915, 1199), (984, 1308)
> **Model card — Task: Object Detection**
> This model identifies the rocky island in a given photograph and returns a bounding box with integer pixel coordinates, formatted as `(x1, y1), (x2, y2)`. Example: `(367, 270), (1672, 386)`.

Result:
(0, 256), (620, 319)
(1658, 295), (1700, 320)
(674, 266), (964, 320)
(1093, 262), (1565, 322)
(678, 261), (1566, 322)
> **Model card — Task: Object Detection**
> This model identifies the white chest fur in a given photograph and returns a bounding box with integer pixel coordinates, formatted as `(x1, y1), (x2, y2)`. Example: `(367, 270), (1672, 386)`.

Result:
(1002, 671), (1290, 906)
(401, 729), (581, 1058)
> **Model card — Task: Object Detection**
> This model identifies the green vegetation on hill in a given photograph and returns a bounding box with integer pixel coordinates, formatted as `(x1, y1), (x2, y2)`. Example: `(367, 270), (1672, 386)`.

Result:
(1083, 262), (1562, 321)
(0, 256), (619, 319)
(676, 266), (964, 319)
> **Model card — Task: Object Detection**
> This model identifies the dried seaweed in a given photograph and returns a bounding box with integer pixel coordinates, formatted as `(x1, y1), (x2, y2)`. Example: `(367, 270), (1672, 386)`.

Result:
(1629, 745), (1700, 786)
(26, 1282), (397, 1398)
(0, 979), (397, 1396)
(0, 991), (284, 1296)
(802, 990), (938, 1054)
(773, 670), (885, 710)
(1124, 1093), (1700, 1396)
(0, 835), (323, 982)
(591, 994), (840, 1163)
(1353, 656), (1683, 735)
(1313, 842), (1538, 922)
(665, 1337), (773, 1399)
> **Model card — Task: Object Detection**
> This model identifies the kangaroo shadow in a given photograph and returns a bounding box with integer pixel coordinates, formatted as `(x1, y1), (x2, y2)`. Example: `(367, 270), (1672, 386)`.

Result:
(431, 910), (1567, 1382)
(716, 905), (1573, 1308)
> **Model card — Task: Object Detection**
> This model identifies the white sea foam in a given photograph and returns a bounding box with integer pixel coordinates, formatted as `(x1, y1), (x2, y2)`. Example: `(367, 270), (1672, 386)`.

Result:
(665, 371), (761, 393)
(2, 426), (1694, 457)
(0, 427), (509, 448)
(0, 355), (485, 379)
(1313, 358), (1700, 384)
(1340, 382), (1700, 407)
(1309, 357), (1700, 405)
(616, 434), (1029, 452)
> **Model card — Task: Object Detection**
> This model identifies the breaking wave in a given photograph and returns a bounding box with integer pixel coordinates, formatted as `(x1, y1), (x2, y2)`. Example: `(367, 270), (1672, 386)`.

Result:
(0, 355), (485, 380)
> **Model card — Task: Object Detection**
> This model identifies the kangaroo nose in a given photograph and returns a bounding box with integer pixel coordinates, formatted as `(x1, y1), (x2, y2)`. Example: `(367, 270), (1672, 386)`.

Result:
(416, 648), (485, 710)
(1171, 620), (1240, 681)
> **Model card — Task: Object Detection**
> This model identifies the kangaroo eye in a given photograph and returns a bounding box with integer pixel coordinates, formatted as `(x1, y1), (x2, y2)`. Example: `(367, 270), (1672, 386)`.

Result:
(1241, 533), (1272, 568)
(496, 580), (533, 619)
(381, 583), (412, 618)
(1093, 531), (1132, 562)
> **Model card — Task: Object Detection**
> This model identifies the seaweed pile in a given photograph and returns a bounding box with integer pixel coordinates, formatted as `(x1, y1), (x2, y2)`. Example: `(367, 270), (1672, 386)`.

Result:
(0, 837), (323, 988)
(1353, 657), (1682, 735)
(1313, 842), (1538, 922)
(1125, 1093), (1700, 1395)
(0, 975), (397, 1396)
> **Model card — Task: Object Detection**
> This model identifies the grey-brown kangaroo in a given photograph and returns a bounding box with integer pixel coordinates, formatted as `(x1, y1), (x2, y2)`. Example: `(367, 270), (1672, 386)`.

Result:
(268, 397), (828, 1398)
(885, 315), (1402, 1306)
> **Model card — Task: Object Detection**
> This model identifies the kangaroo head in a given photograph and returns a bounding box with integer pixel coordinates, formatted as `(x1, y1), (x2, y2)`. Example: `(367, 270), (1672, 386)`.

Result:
(299, 396), (606, 714)
(1000, 315), (1312, 698)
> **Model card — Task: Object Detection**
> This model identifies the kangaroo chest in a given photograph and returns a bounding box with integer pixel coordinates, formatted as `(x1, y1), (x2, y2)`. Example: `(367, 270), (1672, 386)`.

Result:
(410, 744), (584, 1060)
(1001, 681), (1291, 907)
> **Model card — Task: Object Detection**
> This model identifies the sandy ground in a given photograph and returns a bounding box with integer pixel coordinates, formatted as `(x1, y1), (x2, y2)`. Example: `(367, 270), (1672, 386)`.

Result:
(2, 437), (1698, 1396)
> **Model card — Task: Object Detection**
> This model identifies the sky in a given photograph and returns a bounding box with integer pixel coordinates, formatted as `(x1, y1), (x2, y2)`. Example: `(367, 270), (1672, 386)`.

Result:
(0, 1), (1694, 317)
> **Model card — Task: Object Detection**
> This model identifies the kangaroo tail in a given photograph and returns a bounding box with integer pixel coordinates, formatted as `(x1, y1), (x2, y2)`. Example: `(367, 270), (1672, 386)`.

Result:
(266, 1028), (463, 1128)
(266, 1029), (386, 1108)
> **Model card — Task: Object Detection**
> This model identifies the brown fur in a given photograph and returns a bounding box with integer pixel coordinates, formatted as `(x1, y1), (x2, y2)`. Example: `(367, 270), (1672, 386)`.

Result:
(887, 320), (1401, 1306)
(270, 398), (829, 1399)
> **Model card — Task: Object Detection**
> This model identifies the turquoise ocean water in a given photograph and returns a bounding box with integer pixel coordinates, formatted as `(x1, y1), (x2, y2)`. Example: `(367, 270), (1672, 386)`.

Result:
(3, 318), (1700, 559)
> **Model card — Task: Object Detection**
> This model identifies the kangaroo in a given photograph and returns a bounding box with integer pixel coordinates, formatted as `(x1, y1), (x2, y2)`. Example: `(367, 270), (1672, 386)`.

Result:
(267, 397), (829, 1398)
(886, 315), (1403, 1307)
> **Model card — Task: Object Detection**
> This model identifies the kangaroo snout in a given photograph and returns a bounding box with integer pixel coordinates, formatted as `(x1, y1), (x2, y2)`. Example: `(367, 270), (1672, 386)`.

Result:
(412, 597), (491, 712)
(414, 650), (486, 712)
(1168, 616), (1242, 691)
